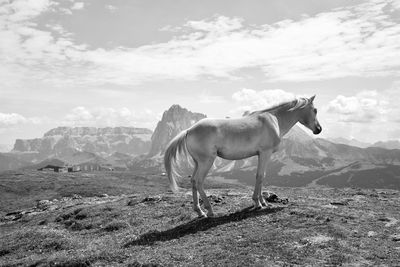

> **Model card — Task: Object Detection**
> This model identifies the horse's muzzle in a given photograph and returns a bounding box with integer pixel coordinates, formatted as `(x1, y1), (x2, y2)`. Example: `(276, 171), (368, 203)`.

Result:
(313, 125), (322, 135)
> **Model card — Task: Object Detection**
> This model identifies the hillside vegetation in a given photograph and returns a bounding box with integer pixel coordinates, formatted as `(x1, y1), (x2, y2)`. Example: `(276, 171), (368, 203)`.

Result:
(1, 171), (400, 266)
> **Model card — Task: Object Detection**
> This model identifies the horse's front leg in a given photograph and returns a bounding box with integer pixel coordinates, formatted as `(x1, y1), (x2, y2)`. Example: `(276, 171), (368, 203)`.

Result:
(252, 150), (272, 209)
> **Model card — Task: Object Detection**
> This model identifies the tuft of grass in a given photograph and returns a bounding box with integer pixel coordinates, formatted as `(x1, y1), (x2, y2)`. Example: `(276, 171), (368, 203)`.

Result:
(55, 206), (117, 231)
(1, 228), (74, 256)
(127, 261), (162, 267)
(68, 221), (95, 231)
(103, 220), (129, 232)
(39, 256), (91, 267)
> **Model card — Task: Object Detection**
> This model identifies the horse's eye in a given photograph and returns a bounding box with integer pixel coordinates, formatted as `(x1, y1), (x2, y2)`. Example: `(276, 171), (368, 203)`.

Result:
(314, 108), (317, 114)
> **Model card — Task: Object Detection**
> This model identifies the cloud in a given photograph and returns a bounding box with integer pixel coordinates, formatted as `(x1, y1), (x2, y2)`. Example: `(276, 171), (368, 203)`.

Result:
(0, 113), (27, 127)
(1, 0), (400, 86)
(185, 15), (244, 33)
(326, 91), (389, 123)
(231, 88), (296, 115)
(199, 92), (226, 104)
(77, 0), (400, 85)
(62, 107), (157, 129)
(71, 2), (84, 10)
(0, 112), (43, 128)
(1, 0), (53, 22)
(105, 5), (117, 12)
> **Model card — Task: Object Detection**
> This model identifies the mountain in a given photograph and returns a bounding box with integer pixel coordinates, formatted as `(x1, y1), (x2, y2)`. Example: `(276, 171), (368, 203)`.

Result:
(129, 105), (207, 172)
(147, 105), (206, 157)
(0, 144), (12, 152)
(12, 126), (152, 159)
(26, 158), (66, 170)
(371, 140), (400, 150)
(2, 106), (400, 190)
(328, 137), (371, 148)
(0, 153), (31, 171)
(105, 152), (134, 171)
(216, 134), (400, 189)
(133, 106), (400, 190)
(0, 127), (153, 173)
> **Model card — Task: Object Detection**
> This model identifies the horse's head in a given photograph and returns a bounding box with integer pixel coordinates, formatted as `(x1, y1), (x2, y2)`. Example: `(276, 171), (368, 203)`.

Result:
(298, 95), (322, 135)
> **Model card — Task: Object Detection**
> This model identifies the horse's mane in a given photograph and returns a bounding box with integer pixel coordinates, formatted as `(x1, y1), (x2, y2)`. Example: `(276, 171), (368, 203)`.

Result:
(247, 97), (310, 116)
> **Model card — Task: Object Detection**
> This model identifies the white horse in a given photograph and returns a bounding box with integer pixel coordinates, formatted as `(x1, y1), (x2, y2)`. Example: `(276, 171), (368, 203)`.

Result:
(164, 96), (322, 218)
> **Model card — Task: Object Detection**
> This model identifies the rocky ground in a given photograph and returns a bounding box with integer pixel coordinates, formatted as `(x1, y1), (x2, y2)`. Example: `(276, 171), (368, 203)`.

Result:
(1, 174), (399, 266)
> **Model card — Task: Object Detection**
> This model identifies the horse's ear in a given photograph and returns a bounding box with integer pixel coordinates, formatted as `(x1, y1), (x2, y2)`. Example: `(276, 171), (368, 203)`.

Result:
(310, 95), (316, 102)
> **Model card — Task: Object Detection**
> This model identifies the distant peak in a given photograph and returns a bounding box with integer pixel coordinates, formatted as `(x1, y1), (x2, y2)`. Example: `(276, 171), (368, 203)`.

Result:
(165, 104), (188, 114)
(170, 104), (183, 109)
(147, 105), (206, 157)
(284, 125), (313, 142)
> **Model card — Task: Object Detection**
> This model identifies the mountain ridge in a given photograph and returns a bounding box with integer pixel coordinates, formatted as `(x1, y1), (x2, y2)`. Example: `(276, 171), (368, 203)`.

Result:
(1, 105), (400, 190)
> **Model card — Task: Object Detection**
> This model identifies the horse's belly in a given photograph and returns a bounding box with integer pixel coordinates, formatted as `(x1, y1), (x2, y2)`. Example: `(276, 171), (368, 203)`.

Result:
(217, 145), (258, 160)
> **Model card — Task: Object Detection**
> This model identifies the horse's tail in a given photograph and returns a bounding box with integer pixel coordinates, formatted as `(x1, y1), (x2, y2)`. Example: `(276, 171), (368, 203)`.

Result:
(164, 130), (193, 193)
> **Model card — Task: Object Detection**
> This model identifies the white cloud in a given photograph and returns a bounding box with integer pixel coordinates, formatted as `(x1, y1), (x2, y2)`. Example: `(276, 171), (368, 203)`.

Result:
(159, 25), (182, 32)
(0, 0), (79, 62)
(76, 0), (400, 85)
(1, 0), (400, 86)
(1, 0), (53, 22)
(0, 112), (43, 128)
(71, 2), (84, 10)
(62, 107), (157, 129)
(0, 113), (27, 127)
(185, 15), (244, 33)
(231, 88), (296, 115)
(326, 90), (390, 123)
(105, 5), (117, 12)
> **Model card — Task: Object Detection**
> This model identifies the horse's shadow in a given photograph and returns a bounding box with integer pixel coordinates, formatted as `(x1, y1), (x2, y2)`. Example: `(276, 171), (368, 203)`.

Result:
(124, 206), (285, 247)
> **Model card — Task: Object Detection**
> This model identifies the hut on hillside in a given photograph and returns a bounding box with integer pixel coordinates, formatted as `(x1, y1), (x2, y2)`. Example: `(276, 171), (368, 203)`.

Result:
(38, 165), (68, 173)
(67, 165), (81, 172)
(77, 162), (115, 172)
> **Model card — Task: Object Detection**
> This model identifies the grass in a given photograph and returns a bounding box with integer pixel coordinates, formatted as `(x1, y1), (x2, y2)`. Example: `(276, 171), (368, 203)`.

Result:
(1, 171), (400, 266)
(0, 170), (243, 214)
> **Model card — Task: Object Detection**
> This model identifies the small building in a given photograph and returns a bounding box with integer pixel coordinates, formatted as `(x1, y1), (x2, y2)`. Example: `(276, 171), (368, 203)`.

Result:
(67, 166), (81, 172)
(100, 166), (114, 171)
(58, 167), (68, 173)
(78, 162), (109, 172)
(38, 165), (68, 173)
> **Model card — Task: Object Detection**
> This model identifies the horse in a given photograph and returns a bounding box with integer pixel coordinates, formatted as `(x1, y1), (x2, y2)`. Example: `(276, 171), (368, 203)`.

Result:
(164, 95), (322, 218)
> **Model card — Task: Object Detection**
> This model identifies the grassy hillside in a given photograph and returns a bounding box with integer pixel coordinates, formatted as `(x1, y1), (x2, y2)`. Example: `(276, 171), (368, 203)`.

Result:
(1, 171), (400, 266)
(0, 171), (243, 214)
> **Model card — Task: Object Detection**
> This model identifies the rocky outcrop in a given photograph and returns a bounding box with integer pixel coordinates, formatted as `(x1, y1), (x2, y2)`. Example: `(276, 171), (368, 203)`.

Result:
(43, 126), (151, 137)
(147, 105), (206, 157)
(12, 127), (153, 158)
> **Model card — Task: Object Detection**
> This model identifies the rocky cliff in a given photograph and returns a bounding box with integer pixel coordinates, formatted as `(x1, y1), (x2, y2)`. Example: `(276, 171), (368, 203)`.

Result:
(147, 105), (206, 157)
(12, 126), (153, 158)
(134, 104), (400, 189)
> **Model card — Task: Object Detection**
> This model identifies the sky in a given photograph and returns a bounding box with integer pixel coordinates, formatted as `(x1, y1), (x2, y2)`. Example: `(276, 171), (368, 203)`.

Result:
(1, 0), (400, 146)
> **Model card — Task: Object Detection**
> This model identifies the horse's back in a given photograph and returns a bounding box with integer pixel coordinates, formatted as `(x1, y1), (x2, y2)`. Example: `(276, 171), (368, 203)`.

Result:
(186, 116), (280, 161)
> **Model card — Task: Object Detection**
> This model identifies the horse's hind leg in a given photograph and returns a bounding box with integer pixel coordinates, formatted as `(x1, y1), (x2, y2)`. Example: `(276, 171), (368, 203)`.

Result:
(253, 150), (272, 209)
(195, 157), (215, 217)
(191, 161), (206, 218)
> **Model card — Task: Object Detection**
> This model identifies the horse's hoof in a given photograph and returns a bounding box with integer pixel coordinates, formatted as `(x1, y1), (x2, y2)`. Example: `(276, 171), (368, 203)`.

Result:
(198, 213), (207, 219)
(254, 203), (267, 210)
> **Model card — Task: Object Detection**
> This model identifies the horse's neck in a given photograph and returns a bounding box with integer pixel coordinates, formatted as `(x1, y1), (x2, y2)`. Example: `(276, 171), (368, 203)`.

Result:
(276, 110), (300, 137)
